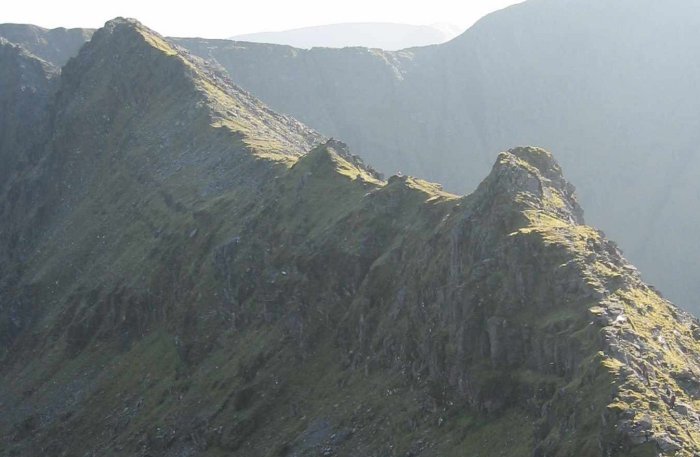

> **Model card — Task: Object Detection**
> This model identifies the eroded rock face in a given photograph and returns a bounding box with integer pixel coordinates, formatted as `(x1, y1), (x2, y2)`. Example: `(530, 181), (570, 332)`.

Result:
(0, 18), (699, 457)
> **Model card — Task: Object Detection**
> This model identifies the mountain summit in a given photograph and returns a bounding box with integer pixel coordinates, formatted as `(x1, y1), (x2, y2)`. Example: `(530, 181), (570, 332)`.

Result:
(1, 17), (700, 457)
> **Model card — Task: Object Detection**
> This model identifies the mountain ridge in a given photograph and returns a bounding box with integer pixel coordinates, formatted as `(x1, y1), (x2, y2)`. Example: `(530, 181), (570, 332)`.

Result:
(168, 0), (700, 314)
(1, 16), (700, 457)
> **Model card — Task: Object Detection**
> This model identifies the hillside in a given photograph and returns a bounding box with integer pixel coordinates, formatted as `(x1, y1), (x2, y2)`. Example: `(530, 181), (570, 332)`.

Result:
(1, 17), (700, 457)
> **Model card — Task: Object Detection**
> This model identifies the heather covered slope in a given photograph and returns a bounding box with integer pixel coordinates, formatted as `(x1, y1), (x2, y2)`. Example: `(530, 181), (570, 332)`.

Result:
(172, 0), (700, 313)
(2, 18), (700, 457)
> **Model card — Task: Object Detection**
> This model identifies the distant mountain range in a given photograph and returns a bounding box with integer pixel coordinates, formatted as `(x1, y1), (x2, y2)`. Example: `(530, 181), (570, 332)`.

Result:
(229, 22), (462, 50)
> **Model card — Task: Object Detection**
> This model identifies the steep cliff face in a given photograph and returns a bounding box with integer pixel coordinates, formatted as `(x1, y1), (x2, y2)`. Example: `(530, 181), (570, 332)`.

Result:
(171, 0), (700, 314)
(0, 39), (57, 183)
(1, 18), (699, 457)
(0, 39), (58, 351)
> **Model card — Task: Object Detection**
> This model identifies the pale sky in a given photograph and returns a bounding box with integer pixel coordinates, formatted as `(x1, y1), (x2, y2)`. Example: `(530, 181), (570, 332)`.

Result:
(1, 0), (524, 38)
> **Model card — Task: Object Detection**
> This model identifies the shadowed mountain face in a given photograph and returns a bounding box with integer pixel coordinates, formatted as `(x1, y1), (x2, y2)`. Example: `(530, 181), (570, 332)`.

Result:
(168, 0), (700, 314)
(0, 38), (58, 186)
(0, 38), (58, 350)
(1, 17), (700, 457)
(0, 23), (93, 67)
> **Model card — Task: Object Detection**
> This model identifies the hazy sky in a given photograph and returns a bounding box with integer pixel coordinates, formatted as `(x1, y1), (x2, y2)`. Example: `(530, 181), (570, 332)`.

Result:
(1, 0), (523, 38)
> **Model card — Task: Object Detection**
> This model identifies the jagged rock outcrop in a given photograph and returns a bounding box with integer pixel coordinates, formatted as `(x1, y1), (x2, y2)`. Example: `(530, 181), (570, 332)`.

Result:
(1, 17), (699, 457)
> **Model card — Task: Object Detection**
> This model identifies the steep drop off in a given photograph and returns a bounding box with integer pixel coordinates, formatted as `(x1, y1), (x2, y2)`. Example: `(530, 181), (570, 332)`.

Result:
(2, 17), (700, 457)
